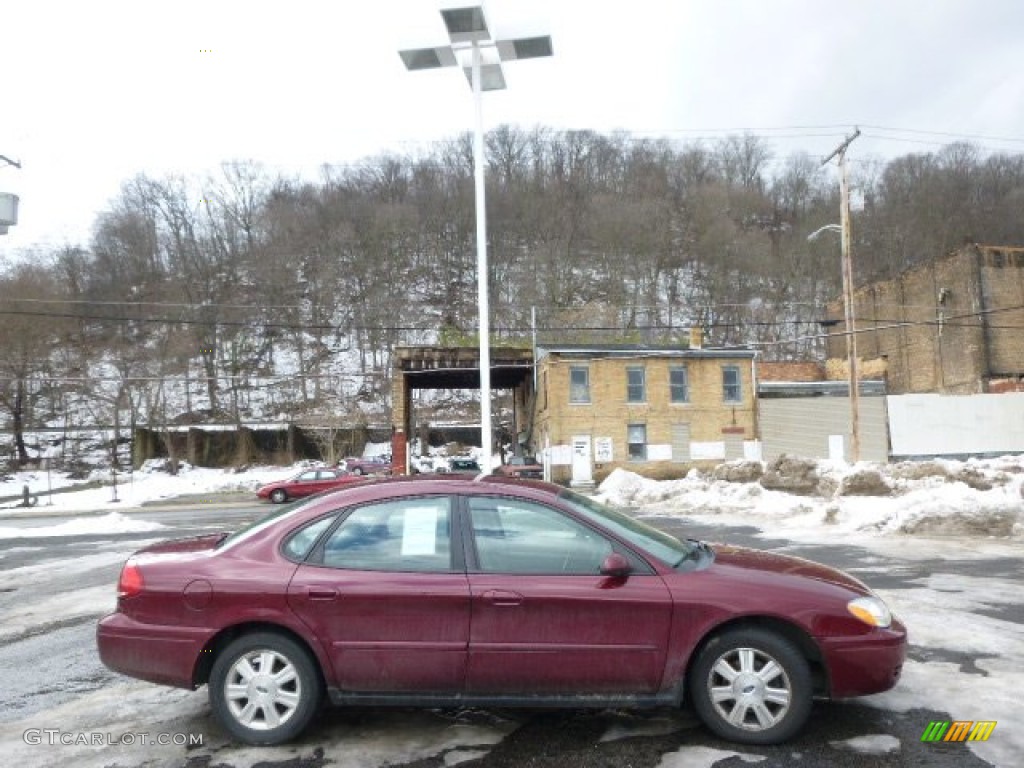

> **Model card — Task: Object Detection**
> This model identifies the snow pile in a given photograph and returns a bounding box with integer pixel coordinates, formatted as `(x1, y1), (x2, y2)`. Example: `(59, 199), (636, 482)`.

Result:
(0, 512), (165, 540)
(598, 454), (1024, 539)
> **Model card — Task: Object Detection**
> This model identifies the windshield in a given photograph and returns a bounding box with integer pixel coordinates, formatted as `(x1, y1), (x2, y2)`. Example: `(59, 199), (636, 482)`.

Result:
(558, 488), (695, 567)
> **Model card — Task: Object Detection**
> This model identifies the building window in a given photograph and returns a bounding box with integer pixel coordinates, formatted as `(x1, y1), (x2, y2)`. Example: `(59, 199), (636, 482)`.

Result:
(723, 365), (742, 403)
(627, 424), (647, 461)
(569, 366), (590, 403)
(670, 365), (689, 403)
(626, 366), (646, 402)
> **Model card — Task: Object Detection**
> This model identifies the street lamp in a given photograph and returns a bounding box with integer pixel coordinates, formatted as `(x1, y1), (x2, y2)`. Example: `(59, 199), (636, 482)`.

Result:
(0, 154), (19, 236)
(807, 224), (841, 240)
(399, 6), (552, 472)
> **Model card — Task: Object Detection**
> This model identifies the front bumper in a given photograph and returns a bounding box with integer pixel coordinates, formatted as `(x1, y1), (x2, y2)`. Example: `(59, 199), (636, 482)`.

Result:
(819, 617), (907, 698)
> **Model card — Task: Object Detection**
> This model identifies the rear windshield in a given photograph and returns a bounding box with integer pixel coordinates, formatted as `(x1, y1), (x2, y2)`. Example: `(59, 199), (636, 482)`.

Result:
(218, 498), (315, 549)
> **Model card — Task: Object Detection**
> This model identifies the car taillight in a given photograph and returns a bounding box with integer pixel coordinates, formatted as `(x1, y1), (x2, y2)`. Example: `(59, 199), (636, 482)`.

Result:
(118, 560), (144, 598)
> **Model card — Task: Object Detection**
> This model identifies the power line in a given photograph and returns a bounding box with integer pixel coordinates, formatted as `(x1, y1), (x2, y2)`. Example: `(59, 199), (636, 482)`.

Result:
(858, 124), (1024, 146)
(4, 296), (316, 312)
(4, 304), (1024, 335)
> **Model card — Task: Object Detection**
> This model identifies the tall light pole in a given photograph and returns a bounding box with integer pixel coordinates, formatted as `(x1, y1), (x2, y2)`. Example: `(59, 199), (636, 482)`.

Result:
(820, 127), (861, 461)
(400, 6), (552, 472)
(0, 154), (20, 236)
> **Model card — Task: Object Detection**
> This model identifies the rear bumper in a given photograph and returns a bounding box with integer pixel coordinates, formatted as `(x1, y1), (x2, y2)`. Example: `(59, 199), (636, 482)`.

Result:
(819, 618), (907, 697)
(97, 612), (213, 689)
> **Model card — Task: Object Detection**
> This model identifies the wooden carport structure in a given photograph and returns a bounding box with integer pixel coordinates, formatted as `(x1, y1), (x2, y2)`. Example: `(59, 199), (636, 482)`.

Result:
(390, 346), (535, 474)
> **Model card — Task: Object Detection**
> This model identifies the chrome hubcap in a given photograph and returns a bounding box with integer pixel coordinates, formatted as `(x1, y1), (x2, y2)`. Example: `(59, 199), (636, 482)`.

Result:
(707, 647), (792, 731)
(225, 650), (301, 730)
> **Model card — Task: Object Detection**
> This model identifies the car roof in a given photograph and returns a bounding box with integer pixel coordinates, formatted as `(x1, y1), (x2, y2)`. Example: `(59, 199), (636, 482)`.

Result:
(302, 473), (562, 508)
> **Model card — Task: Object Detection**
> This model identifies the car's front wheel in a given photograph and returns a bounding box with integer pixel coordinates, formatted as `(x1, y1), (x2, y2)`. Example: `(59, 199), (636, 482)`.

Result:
(351, 467), (364, 475)
(269, 489), (288, 504)
(209, 632), (322, 745)
(690, 627), (812, 745)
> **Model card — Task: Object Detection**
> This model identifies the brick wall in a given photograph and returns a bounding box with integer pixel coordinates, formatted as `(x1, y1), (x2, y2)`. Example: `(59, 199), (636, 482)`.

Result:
(979, 248), (1024, 377)
(827, 246), (1024, 394)
(758, 361), (824, 381)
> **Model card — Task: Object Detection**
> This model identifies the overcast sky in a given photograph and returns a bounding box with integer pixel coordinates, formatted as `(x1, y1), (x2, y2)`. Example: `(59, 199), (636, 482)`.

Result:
(2, 0), (1023, 254)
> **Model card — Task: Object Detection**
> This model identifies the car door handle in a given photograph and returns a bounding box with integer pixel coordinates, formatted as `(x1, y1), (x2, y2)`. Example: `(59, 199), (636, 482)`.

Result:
(307, 588), (338, 601)
(482, 589), (523, 606)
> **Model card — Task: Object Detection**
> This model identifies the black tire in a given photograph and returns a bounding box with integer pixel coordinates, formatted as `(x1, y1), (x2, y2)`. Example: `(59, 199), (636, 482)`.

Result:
(352, 467), (364, 475)
(269, 488), (288, 504)
(209, 632), (322, 745)
(689, 628), (813, 745)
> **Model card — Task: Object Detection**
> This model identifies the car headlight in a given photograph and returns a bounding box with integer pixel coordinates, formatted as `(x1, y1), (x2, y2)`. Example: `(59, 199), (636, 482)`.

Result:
(847, 596), (892, 628)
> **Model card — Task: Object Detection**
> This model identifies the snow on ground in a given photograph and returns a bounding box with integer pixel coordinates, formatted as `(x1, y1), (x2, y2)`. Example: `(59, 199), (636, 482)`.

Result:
(598, 455), (1024, 542)
(0, 460), (310, 517)
(1, 445), (503, 521)
(863, 573), (1024, 768)
(658, 746), (767, 766)
(0, 584), (115, 644)
(0, 551), (131, 591)
(828, 734), (901, 755)
(0, 512), (166, 539)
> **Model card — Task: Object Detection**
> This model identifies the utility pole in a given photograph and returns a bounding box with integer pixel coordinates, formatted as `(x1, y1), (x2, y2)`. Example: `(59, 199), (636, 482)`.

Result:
(822, 128), (861, 462)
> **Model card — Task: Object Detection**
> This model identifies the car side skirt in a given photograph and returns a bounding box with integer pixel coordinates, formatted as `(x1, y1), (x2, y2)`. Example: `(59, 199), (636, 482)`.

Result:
(327, 689), (683, 709)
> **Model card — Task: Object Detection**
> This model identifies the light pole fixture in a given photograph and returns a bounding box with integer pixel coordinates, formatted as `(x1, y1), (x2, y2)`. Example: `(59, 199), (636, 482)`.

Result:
(399, 5), (552, 472)
(0, 154), (20, 236)
(807, 224), (842, 241)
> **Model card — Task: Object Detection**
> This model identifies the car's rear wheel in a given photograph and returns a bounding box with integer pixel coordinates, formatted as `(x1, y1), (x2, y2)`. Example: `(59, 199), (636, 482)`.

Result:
(352, 467), (364, 475)
(209, 632), (321, 745)
(690, 628), (812, 745)
(269, 489), (288, 504)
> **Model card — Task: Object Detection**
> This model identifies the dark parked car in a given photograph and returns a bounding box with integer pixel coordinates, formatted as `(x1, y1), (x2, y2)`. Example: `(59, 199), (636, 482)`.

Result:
(340, 456), (392, 476)
(446, 457), (482, 474)
(97, 476), (905, 747)
(256, 468), (361, 503)
(493, 455), (543, 479)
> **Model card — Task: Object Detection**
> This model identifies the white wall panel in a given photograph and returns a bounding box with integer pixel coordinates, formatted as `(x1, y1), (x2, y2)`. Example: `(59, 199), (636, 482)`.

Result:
(887, 393), (1024, 456)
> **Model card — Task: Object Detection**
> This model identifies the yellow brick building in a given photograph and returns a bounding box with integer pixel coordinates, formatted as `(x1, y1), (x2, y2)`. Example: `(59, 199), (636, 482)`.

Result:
(532, 345), (757, 485)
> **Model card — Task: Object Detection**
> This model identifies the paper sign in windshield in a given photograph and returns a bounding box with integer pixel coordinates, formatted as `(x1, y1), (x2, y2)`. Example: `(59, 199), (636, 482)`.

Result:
(401, 506), (439, 555)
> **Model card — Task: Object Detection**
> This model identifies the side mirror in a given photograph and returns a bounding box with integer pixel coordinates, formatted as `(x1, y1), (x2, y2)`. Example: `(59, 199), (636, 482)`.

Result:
(599, 552), (632, 578)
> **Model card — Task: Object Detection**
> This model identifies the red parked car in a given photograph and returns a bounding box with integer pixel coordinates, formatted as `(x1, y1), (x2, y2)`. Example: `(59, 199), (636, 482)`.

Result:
(493, 455), (543, 479)
(256, 467), (360, 503)
(339, 456), (392, 476)
(97, 476), (905, 747)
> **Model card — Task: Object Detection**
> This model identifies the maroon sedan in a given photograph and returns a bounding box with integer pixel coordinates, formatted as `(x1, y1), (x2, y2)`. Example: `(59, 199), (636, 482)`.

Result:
(97, 477), (905, 747)
(340, 456), (392, 476)
(493, 455), (543, 479)
(256, 467), (360, 503)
